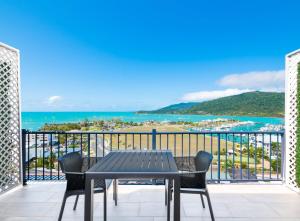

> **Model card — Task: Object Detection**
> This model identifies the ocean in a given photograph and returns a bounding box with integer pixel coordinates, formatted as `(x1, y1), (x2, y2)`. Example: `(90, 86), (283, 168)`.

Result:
(22, 112), (284, 131)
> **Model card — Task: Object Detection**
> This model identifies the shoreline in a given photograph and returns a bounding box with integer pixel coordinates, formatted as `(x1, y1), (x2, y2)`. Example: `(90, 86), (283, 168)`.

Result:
(22, 111), (284, 119)
(21, 112), (284, 131)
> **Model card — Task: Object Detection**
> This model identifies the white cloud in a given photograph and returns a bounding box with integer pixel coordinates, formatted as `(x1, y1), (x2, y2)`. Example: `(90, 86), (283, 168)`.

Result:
(46, 96), (62, 105)
(218, 70), (285, 92)
(182, 88), (251, 102)
(181, 69), (285, 102)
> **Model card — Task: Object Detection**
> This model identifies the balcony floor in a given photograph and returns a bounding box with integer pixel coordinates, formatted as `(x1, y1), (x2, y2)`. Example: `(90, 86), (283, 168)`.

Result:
(0, 182), (299, 221)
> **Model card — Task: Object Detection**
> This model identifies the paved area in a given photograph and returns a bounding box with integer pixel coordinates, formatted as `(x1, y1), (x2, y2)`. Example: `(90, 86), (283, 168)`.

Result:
(0, 182), (299, 221)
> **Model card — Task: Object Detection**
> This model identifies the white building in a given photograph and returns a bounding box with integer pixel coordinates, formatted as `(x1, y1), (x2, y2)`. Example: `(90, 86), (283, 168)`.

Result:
(249, 134), (282, 156)
(27, 134), (58, 147)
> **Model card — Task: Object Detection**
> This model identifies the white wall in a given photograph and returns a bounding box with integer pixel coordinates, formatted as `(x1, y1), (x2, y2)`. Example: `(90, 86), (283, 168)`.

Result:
(0, 42), (21, 194)
(285, 49), (300, 191)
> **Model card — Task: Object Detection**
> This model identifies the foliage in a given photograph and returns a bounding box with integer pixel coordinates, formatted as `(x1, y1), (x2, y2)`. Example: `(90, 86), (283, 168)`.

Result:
(220, 148), (226, 155)
(271, 159), (281, 172)
(221, 159), (247, 170)
(39, 119), (142, 132)
(36, 153), (57, 169)
(222, 159), (233, 169)
(214, 148), (226, 155)
(137, 102), (198, 114)
(241, 161), (247, 169)
(40, 123), (81, 131)
(141, 91), (284, 117)
(296, 63), (300, 186)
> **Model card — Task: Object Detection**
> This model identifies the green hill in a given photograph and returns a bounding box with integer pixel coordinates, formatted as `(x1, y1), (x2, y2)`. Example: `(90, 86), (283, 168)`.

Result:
(138, 91), (284, 117)
(140, 102), (199, 114)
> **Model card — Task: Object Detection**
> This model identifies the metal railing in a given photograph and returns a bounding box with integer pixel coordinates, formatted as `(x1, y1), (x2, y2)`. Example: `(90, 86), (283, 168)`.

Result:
(21, 129), (285, 184)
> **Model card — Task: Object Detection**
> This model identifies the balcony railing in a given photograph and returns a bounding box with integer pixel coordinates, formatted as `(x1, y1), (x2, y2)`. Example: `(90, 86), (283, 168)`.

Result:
(21, 129), (285, 184)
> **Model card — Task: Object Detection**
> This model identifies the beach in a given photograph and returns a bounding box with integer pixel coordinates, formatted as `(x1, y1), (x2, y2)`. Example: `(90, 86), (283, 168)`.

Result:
(22, 112), (284, 131)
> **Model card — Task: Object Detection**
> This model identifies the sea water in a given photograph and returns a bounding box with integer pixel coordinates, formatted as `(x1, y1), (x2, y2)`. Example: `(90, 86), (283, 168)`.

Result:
(22, 112), (284, 131)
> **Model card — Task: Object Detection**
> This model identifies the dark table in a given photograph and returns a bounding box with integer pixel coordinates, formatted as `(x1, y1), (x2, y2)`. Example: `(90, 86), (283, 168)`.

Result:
(84, 150), (181, 221)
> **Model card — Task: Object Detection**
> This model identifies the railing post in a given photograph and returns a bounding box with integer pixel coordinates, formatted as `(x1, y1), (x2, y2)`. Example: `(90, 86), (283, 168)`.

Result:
(152, 129), (157, 185)
(152, 129), (157, 150)
(281, 133), (285, 182)
(87, 133), (91, 168)
(21, 129), (27, 186)
(217, 133), (221, 183)
(87, 133), (91, 157)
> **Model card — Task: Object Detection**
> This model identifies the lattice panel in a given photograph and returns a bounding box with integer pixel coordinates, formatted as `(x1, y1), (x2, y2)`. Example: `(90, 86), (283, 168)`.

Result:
(285, 50), (300, 191)
(0, 43), (21, 194)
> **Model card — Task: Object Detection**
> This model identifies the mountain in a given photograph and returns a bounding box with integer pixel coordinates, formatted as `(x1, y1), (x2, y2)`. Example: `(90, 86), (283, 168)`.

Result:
(144, 102), (199, 114)
(138, 91), (285, 117)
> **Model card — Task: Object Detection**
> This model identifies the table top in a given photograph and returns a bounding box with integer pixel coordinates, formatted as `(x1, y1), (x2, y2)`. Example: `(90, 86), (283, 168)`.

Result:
(87, 150), (178, 175)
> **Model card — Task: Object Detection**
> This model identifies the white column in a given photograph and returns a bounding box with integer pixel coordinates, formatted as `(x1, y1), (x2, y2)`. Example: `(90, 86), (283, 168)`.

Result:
(0, 42), (21, 194)
(285, 49), (300, 191)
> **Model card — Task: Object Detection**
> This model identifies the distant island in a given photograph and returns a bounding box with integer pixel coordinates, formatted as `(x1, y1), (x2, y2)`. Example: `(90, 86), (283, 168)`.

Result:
(137, 91), (284, 117)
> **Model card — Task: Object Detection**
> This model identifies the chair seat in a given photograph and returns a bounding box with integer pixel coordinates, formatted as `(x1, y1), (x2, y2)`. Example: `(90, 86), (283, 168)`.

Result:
(168, 174), (205, 189)
(94, 179), (113, 191)
(180, 173), (205, 189)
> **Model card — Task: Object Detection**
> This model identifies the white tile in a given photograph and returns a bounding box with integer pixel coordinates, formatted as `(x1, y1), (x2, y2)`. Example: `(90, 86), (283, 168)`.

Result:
(227, 202), (280, 218)
(183, 202), (231, 218)
(139, 202), (167, 216)
(268, 203), (300, 218)
(107, 202), (140, 217)
(1, 183), (300, 220)
(0, 217), (55, 221)
(2, 191), (56, 203)
(2, 202), (57, 217)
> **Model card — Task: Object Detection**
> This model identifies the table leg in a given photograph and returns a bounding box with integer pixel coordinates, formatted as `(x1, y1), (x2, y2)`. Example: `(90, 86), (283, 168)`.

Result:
(84, 176), (94, 221)
(173, 176), (180, 221)
(167, 179), (171, 221)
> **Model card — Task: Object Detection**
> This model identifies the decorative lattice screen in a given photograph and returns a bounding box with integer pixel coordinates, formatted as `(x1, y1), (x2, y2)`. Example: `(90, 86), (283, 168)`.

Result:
(0, 43), (21, 194)
(285, 49), (300, 191)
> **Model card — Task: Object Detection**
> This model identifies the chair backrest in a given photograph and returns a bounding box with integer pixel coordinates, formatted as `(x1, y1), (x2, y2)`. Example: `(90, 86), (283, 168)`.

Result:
(194, 151), (213, 172)
(58, 152), (83, 173)
(194, 151), (213, 188)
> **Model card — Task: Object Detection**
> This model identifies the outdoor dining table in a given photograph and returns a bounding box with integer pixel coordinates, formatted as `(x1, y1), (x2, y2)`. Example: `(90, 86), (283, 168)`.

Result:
(84, 150), (181, 221)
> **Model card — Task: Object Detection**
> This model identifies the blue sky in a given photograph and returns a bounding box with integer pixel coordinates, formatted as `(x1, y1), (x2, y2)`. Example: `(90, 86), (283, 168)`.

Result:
(0, 0), (298, 111)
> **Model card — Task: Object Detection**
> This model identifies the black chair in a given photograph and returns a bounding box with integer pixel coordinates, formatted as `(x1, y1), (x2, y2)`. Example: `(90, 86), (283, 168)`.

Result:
(166, 151), (215, 221)
(57, 152), (118, 221)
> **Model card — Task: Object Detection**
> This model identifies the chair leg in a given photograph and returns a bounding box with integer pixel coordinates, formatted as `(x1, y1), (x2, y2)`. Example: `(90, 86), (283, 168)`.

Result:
(104, 189), (107, 221)
(200, 193), (205, 208)
(113, 179), (118, 206)
(58, 191), (68, 221)
(168, 180), (172, 201)
(205, 190), (215, 221)
(113, 180), (115, 202)
(73, 194), (79, 210)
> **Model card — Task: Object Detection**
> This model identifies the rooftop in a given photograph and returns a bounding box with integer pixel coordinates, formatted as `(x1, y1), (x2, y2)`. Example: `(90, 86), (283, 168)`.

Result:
(0, 183), (299, 221)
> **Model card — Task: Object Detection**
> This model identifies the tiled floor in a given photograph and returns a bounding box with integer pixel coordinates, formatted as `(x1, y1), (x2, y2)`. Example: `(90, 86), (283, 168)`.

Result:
(0, 182), (299, 221)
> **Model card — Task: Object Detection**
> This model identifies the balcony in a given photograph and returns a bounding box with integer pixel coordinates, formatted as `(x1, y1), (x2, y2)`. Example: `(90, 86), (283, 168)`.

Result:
(0, 94), (295, 221)
(0, 37), (299, 221)
(0, 182), (299, 220)
(0, 130), (291, 220)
